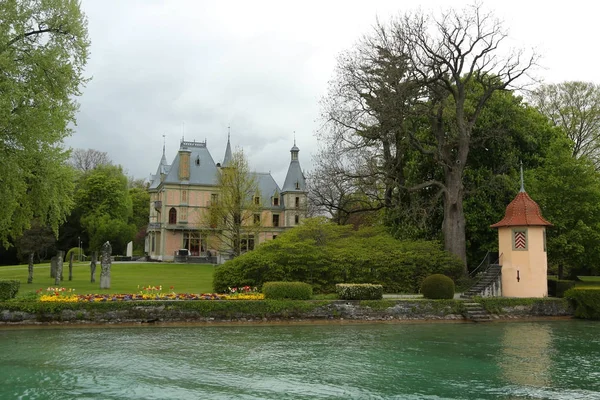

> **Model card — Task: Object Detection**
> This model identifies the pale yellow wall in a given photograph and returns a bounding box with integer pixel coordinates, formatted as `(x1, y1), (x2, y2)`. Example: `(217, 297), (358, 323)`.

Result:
(498, 226), (547, 297)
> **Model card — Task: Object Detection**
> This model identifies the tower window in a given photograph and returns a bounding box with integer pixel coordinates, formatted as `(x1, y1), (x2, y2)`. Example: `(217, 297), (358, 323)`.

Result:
(295, 197), (300, 208)
(254, 214), (261, 224)
(273, 197), (279, 206)
(169, 208), (177, 224)
(272, 214), (280, 227)
(295, 181), (300, 190)
(295, 215), (299, 224)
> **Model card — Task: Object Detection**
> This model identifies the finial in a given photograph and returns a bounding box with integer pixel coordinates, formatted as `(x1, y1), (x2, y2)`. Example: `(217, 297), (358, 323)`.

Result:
(519, 160), (525, 193)
(228, 125), (231, 141)
(294, 131), (296, 146)
(162, 134), (166, 156)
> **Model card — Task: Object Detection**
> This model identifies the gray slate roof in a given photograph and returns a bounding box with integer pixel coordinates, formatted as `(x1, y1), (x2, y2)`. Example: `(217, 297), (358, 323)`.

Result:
(282, 148), (306, 192)
(162, 141), (219, 186)
(254, 172), (283, 209)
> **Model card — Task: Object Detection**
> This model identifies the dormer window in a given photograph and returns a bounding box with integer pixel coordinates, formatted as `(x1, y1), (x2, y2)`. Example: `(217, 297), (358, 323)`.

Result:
(195, 156), (200, 166)
(254, 196), (260, 205)
(273, 197), (279, 206)
(295, 181), (300, 190)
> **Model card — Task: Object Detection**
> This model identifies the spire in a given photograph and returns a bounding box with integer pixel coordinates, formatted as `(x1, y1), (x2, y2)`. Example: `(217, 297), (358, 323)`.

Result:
(520, 160), (525, 193)
(282, 139), (305, 192)
(222, 127), (232, 167)
(160, 134), (167, 166)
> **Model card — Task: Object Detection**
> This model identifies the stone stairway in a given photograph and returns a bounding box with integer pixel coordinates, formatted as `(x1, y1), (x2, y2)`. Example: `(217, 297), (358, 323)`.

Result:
(462, 301), (493, 322)
(460, 264), (502, 299)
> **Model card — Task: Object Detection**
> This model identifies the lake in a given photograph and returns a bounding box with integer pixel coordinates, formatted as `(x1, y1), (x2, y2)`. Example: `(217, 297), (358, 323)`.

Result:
(1, 320), (599, 399)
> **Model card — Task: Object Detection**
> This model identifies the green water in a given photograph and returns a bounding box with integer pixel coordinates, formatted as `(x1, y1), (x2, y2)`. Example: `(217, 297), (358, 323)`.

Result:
(0, 321), (599, 399)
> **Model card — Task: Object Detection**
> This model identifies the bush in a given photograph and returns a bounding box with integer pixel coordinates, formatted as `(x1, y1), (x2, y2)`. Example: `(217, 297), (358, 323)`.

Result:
(564, 288), (600, 319)
(65, 247), (84, 262)
(547, 277), (576, 298)
(262, 282), (313, 300)
(0, 280), (20, 301)
(336, 284), (383, 300)
(212, 218), (464, 294)
(421, 274), (455, 299)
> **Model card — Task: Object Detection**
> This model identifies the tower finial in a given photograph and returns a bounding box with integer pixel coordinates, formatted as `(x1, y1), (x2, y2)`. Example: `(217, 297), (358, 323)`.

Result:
(520, 160), (525, 193)
(162, 134), (166, 156)
(294, 131), (296, 146)
(228, 125), (231, 141)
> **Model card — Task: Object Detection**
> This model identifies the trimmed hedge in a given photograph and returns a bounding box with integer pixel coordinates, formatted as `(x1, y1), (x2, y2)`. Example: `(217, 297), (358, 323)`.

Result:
(564, 288), (600, 319)
(421, 274), (455, 299)
(0, 280), (20, 301)
(262, 282), (313, 300)
(547, 278), (576, 298)
(336, 284), (383, 300)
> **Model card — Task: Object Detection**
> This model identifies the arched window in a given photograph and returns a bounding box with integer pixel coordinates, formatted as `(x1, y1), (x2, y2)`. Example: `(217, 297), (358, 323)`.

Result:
(169, 207), (177, 224)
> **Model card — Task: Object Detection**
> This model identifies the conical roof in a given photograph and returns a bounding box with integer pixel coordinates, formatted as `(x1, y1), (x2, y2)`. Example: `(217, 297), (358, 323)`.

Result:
(490, 191), (552, 228)
(222, 134), (232, 167)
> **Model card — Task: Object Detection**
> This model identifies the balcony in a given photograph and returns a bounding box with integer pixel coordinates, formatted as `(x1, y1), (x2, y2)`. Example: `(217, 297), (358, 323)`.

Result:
(153, 201), (162, 211)
(148, 222), (161, 230)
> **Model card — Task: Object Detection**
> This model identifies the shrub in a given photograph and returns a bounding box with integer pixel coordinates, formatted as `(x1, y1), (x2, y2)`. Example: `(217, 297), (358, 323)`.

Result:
(547, 278), (576, 298)
(0, 280), (20, 301)
(212, 218), (464, 294)
(421, 274), (455, 299)
(65, 247), (84, 262)
(564, 288), (600, 319)
(336, 284), (383, 300)
(262, 282), (313, 300)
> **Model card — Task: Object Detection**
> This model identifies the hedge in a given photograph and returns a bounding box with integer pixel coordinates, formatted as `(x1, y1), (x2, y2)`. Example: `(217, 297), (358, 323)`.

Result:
(564, 288), (600, 319)
(336, 284), (383, 300)
(262, 282), (313, 300)
(421, 274), (455, 299)
(0, 280), (20, 301)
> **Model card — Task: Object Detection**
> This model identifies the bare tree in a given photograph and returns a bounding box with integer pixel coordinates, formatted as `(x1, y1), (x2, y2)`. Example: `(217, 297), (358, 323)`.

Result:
(529, 81), (600, 168)
(318, 3), (537, 269)
(70, 148), (111, 172)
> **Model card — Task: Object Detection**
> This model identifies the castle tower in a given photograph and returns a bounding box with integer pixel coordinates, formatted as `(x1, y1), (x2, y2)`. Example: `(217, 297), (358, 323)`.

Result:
(490, 171), (552, 297)
(281, 140), (307, 226)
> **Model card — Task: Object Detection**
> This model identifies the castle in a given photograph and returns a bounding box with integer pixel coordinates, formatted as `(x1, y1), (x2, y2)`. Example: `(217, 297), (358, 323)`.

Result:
(145, 136), (307, 261)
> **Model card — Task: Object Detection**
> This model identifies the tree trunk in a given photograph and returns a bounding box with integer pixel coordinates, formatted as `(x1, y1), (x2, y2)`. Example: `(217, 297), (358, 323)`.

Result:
(68, 252), (74, 281)
(27, 252), (34, 284)
(443, 169), (467, 273)
(55, 251), (64, 286)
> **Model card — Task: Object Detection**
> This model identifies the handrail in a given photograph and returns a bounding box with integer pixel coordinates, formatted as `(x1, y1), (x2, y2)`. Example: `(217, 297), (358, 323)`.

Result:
(469, 252), (502, 278)
(469, 251), (490, 278)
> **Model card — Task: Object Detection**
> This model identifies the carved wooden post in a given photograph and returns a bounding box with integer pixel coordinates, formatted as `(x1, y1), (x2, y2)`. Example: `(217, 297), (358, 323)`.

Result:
(50, 256), (57, 278)
(27, 253), (34, 284)
(100, 242), (111, 289)
(55, 251), (64, 286)
(90, 252), (97, 283)
(68, 252), (74, 281)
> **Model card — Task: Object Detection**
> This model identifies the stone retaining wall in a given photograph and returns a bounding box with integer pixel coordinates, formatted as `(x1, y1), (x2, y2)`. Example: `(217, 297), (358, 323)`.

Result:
(0, 299), (574, 325)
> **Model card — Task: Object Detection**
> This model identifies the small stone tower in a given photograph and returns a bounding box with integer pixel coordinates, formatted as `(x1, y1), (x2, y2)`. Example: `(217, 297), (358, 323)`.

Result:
(490, 170), (552, 298)
(281, 140), (307, 226)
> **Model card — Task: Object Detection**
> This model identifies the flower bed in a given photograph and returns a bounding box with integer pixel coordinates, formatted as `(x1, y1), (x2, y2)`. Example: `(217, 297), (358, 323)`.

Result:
(37, 286), (264, 302)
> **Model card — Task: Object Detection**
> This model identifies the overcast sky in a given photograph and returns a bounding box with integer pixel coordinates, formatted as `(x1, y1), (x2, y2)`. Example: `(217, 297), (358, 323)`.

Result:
(67, 0), (600, 186)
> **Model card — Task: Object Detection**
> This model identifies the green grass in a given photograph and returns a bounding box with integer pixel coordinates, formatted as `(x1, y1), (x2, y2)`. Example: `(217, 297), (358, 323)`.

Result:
(0, 262), (216, 297)
(574, 276), (600, 290)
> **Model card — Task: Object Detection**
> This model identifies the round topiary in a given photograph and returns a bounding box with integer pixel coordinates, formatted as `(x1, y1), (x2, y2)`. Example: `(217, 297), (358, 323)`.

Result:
(421, 274), (455, 299)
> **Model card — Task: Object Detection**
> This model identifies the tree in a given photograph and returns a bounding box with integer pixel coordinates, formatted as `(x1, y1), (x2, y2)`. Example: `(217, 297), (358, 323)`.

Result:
(75, 165), (135, 254)
(529, 81), (600, 168)
(0, 0), (90, 246)
(129, 186), (150, 252)
(70, 148), (111, 172)
(15, 220), (56, 263)
(318, 4), (536, 269)
(206, 150), (260, 257)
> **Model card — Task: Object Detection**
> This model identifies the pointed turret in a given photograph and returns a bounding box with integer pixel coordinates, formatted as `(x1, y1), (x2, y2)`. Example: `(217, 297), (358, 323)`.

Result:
(222, 130), (232, 167)
(282, 139), (305, 192)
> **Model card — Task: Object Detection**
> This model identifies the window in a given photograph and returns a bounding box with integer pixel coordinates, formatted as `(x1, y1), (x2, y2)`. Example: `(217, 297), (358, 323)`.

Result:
(195, 156), (200, 166)
(295, 215), (299, 224)
(512, 228), (528, 251)
(254, 196), (260, 205)
(183, 233), (205, 256)
(272, 235), (277, 240)
(241, 235), (255, 252)
(272, 214), (279, 227)
(254, 214), (261, 224)
(295, 197), (300, 208)
(211, 193), (218, 205)
(169, 208), (177, 224)
(295, 181), (300, 190)
(273, 197), (279, 206)
(181, 190), (187, 203)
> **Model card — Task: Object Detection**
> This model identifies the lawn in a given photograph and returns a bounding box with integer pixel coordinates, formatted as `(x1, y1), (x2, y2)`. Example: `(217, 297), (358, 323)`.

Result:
(0, 262), (216, 297)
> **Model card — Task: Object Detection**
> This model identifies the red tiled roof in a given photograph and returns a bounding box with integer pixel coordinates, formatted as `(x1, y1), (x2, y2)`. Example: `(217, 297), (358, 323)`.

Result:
(490, 191), (552, 228)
